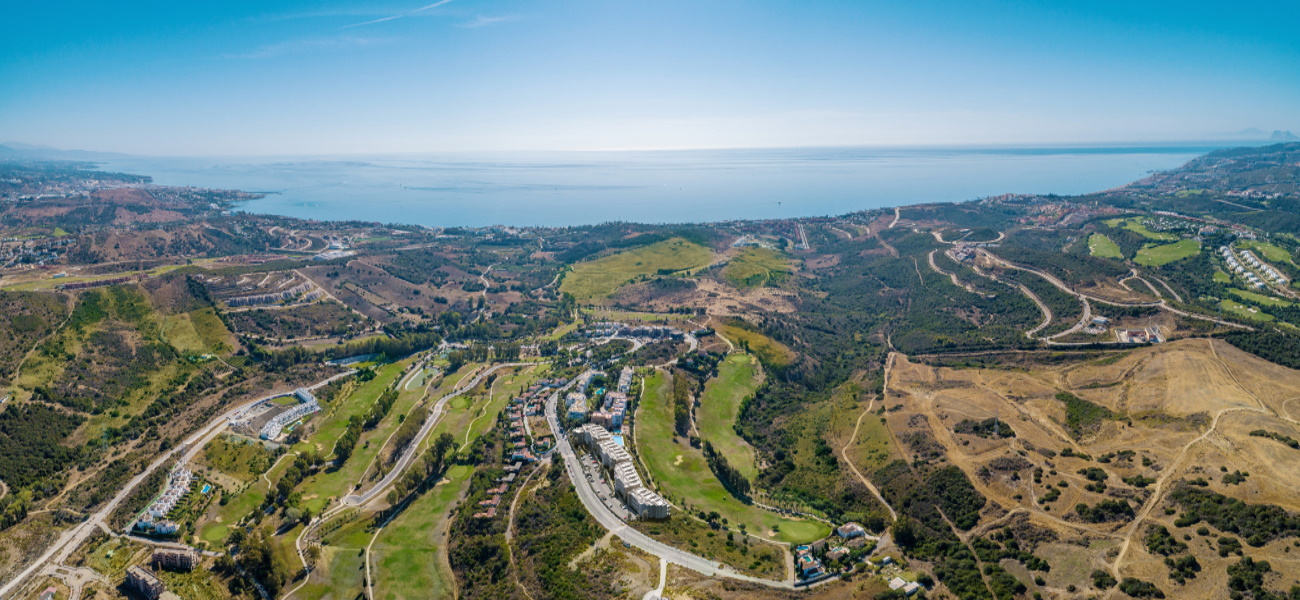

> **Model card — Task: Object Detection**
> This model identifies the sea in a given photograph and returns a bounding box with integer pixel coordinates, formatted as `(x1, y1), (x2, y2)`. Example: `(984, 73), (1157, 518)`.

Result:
(99, 144), (1246, 228)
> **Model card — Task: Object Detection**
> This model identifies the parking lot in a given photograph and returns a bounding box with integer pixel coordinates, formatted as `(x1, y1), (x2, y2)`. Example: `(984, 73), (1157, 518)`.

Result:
(575, 450), (633, 521)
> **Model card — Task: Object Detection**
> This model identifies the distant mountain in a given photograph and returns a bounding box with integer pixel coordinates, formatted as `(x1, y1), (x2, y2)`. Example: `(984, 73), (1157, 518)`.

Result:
(1271, 130), (1300, 141)
(1226, 127), (1269, 139)
(0, 142), (129, 160)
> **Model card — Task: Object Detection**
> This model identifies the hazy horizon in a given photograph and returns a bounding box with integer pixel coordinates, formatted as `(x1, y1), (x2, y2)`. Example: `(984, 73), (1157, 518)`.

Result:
(3, 1), (1298, 156)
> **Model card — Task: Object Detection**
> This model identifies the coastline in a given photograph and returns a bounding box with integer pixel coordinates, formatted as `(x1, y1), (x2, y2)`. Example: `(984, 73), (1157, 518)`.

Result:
(96, 143), (1243, 228)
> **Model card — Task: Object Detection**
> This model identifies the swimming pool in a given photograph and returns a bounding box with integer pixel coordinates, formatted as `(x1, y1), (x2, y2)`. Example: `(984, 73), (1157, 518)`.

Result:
(200, 484), (212, 494)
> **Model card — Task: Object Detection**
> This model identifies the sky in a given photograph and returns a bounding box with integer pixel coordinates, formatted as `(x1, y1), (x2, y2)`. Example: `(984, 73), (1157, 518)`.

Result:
(1, 0), (1298, 156)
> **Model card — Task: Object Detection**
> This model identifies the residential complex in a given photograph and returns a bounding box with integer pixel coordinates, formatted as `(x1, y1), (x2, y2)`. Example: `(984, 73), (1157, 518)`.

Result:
(259, 389), (321, 440)
(125, 565), (166, 600)
(152, 548), (200, 572)
(573, 423), (670, 519)
(135, 467), (193, 536)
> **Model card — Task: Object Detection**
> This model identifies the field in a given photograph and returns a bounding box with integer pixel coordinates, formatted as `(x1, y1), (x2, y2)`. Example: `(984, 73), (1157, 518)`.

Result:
(1134, 239), (1200, 266)
(1238, 240), (1296, 266)
(695, 354), (762, 480)
(1087, 233), (1123, 259)
(1107, 218), (1178, 241)
(160, 307), (234, 355)
(293, 360), (422, 515)
(713, 320), (796, 368)
(371, 464), (472, 600)
(316, 364), (540, 600)
(559, 237), (714, 302)
(198, 434), (275, 483)
(1228, 288), (1292, 307)
(196, 451), (298, 545)
(721, 247), (792, 288)
(636, 369), (829, 545)
(296, 519), (368, 600)
(883, 340), (1300, 594)
(1218, 299), (1275, 322)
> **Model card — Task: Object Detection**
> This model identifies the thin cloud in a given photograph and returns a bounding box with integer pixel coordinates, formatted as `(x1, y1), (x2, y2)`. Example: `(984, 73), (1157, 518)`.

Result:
(341, 0), (454, 29)
(222, 36), (390, 60)
(456, 14), (521, 29)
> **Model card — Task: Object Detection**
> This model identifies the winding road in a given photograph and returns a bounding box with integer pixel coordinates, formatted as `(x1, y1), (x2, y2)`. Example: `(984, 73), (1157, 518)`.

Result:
(0, 370), (356, 600)
(544, 383), (798, 590)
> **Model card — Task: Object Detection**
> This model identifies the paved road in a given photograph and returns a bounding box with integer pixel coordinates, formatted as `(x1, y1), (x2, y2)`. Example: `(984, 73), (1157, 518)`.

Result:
(0, 370), (355, 600)
(340, 362), (530, 509)
(544, 384), (795, 589)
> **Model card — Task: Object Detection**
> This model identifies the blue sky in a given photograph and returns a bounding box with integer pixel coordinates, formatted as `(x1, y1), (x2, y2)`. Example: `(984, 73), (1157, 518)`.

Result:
(1, 0), (1297, 155)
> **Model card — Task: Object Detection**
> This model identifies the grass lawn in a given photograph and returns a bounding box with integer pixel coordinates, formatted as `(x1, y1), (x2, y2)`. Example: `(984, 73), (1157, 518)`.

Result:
(1228, 288), (1293, 307)
(1239, 240), (1297, 266)
(636, 370), (829, 545)
(696, 354), (762, 480)
(372, 464), (472, 600)
(722, 247), (792, 288)
(1213, 270), (1232, 284)
(1087, 233), (1123, 259)
(1134, 239), (1199, 267)
(200, 435), (274, 482)
(559, 237), (713, 302)
(297, 523), (367, 600)
(295, 361), (413, 514)
(155, 568), (231, 600)
(544, 319), (581, 340)
(1119, 218), (1178, 241)
(1218, 300), (1275, 322)
(714, 321), (796, 368)
(197, 453), (290, 545)
(452, 364), (544, 451)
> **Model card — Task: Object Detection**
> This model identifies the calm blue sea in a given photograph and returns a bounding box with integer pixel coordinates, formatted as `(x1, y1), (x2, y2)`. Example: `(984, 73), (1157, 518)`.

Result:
(100, 144), (1241, 227)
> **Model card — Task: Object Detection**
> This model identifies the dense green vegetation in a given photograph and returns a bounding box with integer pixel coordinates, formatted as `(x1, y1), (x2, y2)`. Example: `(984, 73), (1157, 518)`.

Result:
(0, 402), (84, 489)
(702, 440), (751, 499)
(1170, 485), (1300, 546)
(954, 417), (1015, 439)
(1056, 391), (1116, 439)
(1073, 499), (1134, 523)
(1249, 429), (1300, 449)
(1225, 330), (1300, 370)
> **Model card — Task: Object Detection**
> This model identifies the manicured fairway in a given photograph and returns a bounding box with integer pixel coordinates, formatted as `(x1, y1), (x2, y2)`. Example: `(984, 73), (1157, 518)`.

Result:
(637, 370), (829, 544)
(1087, 233), (1122, 259)
(1134, 240), (1199, 267)
(1229, 288), (1292, 307)
(371, 464), (472, 600)
(295, 360), (413, 514)
(1106, 218), (1177, 241)
(1218, 299), (1275, 322)
(1239, 240), (1296, 266)
(695, 354), (762, 480)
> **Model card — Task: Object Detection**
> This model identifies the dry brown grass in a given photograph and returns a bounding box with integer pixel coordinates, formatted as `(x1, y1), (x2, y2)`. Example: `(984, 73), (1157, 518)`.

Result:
(882, 339), (1300, 597)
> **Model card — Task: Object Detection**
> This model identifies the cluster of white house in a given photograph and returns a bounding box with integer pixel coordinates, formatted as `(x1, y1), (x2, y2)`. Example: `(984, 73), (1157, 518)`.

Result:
(573, 423), (670, 519)
(259, 388), (321, 440)
(226, 281), (316, 307)
(617, 366), (633, 393)
(135, 467), (194, 535)
(1221, 246), (1287, 289)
